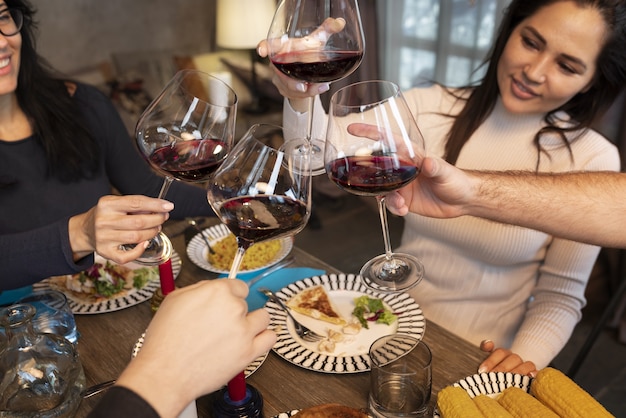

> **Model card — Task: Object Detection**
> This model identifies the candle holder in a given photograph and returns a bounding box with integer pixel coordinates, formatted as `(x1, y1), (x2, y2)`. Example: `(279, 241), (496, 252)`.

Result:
(212, 375), (263, 418)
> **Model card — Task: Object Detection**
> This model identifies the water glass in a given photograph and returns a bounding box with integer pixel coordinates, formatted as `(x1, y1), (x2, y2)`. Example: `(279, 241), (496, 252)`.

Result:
(18, 289), (78, 343)
(368, 334), (432, 418)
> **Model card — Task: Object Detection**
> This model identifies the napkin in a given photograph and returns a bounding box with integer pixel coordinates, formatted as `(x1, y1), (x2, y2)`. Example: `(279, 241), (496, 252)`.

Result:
(0, 285), (33, 307)
(219, 267), (325, 311)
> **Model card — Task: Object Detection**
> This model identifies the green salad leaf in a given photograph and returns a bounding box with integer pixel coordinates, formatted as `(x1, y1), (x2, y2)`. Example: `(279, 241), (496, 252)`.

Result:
(133, 267), (159, 289)
(351, 295), (398, 329)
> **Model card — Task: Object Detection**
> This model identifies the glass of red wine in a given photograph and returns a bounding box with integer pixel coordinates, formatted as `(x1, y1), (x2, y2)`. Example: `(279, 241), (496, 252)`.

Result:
(207, 123), (311, 278)
(325, 80), (426, 292)
(123, 69), (237, 265)
(266, 0), (364, 175)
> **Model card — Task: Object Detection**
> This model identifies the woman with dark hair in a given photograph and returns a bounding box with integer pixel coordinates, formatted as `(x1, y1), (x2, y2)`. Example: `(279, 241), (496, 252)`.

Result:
(260, 0), (626, 374)
(0, 0), (214, 286)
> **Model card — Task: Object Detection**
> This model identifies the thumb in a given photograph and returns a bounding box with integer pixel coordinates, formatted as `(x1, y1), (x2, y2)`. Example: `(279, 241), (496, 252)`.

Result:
(385, 192), (408, 216)
(421, 156), (440, 178)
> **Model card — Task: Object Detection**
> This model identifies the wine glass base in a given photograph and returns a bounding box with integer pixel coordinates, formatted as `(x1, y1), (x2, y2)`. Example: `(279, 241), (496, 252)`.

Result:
(121, 232), (173, 266)
(280, 137), (326, 176)
(359, 253), (424, 293)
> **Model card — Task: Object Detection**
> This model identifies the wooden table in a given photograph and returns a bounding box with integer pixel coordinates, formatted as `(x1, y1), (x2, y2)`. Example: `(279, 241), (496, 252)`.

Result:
(75, 220), (485, 417)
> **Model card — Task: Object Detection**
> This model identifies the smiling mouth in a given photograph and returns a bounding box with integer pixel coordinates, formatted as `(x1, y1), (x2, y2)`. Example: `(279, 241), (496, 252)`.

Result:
(512, 78), (538, 98)
(0, 57), (9, 69)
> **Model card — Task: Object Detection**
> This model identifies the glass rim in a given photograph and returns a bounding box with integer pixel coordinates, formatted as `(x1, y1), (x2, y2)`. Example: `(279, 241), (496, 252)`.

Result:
(172, 68), (239, 108)
(369, 333), (430, 368)
(330, 79), (402, 109)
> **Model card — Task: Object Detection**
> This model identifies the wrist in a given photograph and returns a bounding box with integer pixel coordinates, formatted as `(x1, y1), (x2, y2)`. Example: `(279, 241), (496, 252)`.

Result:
(117, 356), (192, 418)
(68, 214), (93, 261)
(287, 97), (311, 114)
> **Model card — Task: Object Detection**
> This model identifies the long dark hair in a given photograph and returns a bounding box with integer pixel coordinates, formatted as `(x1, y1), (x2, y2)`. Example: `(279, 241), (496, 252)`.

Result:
(444, 0), (626, 167)
(7, 0), (99, 182)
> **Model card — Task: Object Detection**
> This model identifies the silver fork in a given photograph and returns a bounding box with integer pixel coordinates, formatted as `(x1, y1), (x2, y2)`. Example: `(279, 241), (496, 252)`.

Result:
(257, 287), (325, 343)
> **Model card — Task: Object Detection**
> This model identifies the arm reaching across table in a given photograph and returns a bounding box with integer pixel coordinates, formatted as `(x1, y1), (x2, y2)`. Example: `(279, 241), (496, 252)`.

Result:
(385, 156), (626, 248)
(88, 279), (276, 418)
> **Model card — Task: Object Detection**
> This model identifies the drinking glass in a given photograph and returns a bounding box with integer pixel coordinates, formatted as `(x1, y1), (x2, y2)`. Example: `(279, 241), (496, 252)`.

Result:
(325, 80), (426, 292)
(266, 0), (365, 175)
(207, 123), (311, 406)
(122, 69), (238, 265)
(18, 289), (78, 344)
(0, 304), (85, 416)
(368, 334), (432, 418)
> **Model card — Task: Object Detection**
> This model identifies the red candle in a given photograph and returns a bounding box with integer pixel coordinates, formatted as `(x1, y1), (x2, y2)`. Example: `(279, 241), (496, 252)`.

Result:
(158, 258), (176, 295)
(227, 371), (247, 402)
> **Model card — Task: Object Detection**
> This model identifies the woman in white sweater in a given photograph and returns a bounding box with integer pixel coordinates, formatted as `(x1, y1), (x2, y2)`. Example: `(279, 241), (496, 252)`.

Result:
(258, 0), (626, 375)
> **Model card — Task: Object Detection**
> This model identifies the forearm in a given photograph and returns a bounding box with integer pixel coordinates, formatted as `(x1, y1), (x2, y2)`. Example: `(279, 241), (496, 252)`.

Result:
(115, 357), (192, 418)
(468, 170), (626, 248)
(0, 220), (91, 287)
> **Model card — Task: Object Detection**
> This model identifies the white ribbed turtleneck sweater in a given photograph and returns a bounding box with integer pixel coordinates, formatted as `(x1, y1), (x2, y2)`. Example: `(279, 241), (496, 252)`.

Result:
(400, 85), (620, 368)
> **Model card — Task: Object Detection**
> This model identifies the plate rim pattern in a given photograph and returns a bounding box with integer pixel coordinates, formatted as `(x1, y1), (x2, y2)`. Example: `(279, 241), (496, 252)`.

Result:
(132, 332), (268, 377)
(186, 223), (293, 274)
(266, 273), (426, 374)
(33, 250), (181, 315)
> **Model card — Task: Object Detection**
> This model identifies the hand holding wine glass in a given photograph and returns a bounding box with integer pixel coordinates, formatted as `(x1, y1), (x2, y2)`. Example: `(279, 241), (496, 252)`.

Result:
(122, 69), (237, 265)
(325, 80), (426, 292)
(206, 124), (311, 411)
(266, 0), (365, 175)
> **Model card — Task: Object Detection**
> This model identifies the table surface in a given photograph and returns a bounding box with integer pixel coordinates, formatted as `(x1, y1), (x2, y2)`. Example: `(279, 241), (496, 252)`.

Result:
(75, 220), (485, 417)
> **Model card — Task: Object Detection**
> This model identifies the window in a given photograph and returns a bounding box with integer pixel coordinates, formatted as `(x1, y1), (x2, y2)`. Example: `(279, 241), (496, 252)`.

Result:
(379, 0), (511, 89)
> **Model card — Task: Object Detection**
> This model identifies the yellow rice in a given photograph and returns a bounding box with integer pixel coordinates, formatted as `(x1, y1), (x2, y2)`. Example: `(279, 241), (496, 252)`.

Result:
(207, 233), (282, 271)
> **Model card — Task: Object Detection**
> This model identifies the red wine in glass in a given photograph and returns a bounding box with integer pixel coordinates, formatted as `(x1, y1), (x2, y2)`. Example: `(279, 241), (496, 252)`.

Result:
(217, 195), (309, 243)
(148, 138), (230, 182)
(326, 155), (419, 196)
(271, 50), (363, 83)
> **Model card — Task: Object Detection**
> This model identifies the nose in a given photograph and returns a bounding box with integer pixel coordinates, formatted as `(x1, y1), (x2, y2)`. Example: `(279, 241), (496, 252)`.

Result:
(523, 55), (549, 84)
(0, 33), (10, 47)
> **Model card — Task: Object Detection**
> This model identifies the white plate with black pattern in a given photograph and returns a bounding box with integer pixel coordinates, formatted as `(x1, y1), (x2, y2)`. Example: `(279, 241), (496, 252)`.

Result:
(34, 251), (181, 314)
(433, 372), (533, 417)
(186, 223), (293, 274)
(266, 273), (425, 374)
(132, 332), (268, 377)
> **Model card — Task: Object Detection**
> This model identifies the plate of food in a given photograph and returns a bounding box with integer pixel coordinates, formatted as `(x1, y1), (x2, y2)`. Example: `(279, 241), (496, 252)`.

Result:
(132, 332), (268, 377)
(34, 251), (181, 314)
(434, 372), (532, 417)
(266, 273), (425, 374)
(186, 223), (293, 274)
(273, 404), (369, 418)
(435, 367), (612, 417)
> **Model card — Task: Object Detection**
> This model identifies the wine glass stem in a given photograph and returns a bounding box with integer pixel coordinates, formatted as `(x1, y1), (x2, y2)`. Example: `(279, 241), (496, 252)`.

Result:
(306, 95), (315, 141)
(228, 245), (247, 279)
(377, 195), (394, 261)
(158, 176), (174, 199)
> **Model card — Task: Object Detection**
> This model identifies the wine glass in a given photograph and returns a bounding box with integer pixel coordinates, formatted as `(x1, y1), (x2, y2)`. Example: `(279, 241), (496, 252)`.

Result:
(266, 0), (365, 175)
(123, 69), (238, 265)
(207, 123), (311, 405)
(207, 123), (312, 278)
(325, 80), (426, 292)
